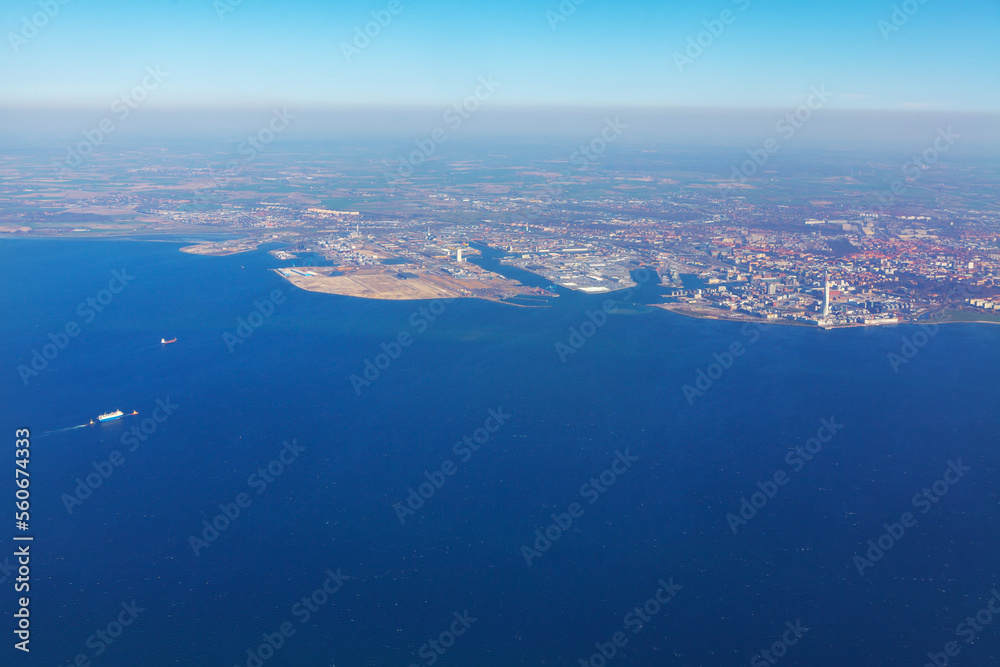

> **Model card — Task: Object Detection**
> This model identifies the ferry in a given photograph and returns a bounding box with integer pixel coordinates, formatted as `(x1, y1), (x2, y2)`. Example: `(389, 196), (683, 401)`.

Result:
(92, 410), (124, 424)
(161, 338), (177, 344)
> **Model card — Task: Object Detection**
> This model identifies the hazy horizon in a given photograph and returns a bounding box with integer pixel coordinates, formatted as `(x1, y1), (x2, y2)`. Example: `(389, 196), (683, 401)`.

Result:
(2, 107), (998, 155)
(5, 0), (997, 155)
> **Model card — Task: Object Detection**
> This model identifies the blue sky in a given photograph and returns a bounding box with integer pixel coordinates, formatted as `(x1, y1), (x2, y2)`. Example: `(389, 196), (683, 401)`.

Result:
(1, 0), (997, 111)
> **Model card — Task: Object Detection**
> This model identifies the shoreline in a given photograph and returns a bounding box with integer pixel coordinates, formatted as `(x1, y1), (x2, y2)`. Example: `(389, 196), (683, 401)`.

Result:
(653, 303), (1000, 329)
(6, 236), (997, 324)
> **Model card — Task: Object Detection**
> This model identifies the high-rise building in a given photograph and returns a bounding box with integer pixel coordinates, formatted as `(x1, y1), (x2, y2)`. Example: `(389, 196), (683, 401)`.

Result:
(823, 269), (830, 317)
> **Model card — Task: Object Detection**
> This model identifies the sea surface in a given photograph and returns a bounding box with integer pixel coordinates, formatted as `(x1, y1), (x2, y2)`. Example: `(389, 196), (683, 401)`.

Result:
(2, 239), (999, 666)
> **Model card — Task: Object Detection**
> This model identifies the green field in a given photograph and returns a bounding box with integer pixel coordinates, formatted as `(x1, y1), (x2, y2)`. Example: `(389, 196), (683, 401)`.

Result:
(321, 198), (367, 210)
(939, 308), (1000, 323)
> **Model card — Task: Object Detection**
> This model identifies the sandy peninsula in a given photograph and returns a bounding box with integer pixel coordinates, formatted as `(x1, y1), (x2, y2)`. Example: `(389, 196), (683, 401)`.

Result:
(274, 264), (552, 304)
(180, 239), (266, 256)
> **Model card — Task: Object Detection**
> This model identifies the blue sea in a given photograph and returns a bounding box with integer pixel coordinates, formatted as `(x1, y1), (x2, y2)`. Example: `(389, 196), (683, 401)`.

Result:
(3, 239), (1000, 666)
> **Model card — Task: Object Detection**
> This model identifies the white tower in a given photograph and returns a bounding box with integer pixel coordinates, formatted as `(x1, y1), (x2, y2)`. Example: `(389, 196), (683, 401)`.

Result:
(456, 247), (463, 263)
(822, 269), (830, 317)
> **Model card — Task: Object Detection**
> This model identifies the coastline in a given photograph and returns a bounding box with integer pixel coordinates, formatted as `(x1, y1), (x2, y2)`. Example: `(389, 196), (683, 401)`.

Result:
(652, 303), (1000, 329)
(7, 236), (997, 324)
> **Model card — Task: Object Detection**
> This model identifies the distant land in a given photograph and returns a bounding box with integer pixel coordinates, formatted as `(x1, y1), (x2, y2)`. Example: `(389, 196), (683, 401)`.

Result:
(3, 143), (999, 327)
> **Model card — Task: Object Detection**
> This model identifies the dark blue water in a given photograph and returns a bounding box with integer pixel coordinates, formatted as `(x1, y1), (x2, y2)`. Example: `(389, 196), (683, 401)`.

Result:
(2, 239), (999, 666)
